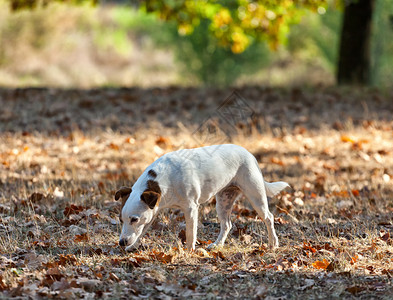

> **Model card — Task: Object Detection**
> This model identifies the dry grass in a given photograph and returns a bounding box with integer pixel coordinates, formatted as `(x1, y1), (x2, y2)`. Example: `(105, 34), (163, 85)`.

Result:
(0, 2), (179, 88)
(0, 87), (393, 298)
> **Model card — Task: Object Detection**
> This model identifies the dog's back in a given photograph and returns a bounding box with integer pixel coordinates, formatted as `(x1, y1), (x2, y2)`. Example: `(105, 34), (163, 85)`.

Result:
(150, 144), (276, 206)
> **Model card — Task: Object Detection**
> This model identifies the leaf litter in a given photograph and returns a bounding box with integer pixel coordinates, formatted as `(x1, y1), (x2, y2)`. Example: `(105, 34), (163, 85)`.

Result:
(0, 87), (393, 298)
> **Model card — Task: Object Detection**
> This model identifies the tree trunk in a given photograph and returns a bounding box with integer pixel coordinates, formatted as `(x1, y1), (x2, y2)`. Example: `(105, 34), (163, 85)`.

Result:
(337, 0), (375, 85)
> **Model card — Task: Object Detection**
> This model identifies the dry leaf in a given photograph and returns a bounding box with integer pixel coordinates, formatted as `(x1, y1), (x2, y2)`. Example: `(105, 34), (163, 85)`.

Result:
(270, 157), (285, 166)
(350, 255), (358, 264)
(29, 192), (44, 203)
(312, 259), (329, 270)
(74, 233), (89, 243)
(149, 251), (174, 264)
(380, 231), (390, 243)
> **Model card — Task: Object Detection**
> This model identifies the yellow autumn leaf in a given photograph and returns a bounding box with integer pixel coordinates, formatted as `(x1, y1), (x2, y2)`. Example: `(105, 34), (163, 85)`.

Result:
(213, 9), (232, 28)
(312, 259), (330, 270)
(341, 135), (355, 143)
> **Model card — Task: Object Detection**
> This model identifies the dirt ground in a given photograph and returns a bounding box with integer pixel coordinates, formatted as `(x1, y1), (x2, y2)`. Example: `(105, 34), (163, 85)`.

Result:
(0, 86), (392, 299)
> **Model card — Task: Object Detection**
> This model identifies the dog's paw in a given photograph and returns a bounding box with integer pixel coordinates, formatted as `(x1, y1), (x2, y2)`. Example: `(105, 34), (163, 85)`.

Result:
(206, 242), (220, 250)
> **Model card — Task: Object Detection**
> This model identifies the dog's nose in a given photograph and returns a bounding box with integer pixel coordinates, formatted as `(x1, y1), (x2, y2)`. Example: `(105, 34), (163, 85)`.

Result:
(119, 239), (126, 247)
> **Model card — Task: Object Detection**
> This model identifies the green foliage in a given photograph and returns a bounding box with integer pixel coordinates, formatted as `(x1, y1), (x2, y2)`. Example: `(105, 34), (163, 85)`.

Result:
(287, 6), (340, 71)
(113, 7), (270, 86)
(143, 0), (328, 53)
(168, 20), (271, 86)
(94, 9), (134, 56)
(7, 0), (96, 11)
(371, 0), (393, 87)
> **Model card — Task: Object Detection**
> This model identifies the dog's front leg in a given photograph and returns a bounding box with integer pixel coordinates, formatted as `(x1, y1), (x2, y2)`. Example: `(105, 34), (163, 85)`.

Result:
(184, 205), (199, 250)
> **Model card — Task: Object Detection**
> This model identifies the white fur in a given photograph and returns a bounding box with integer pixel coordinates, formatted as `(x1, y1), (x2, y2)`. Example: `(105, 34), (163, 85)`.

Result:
(118, 144), (289, 251)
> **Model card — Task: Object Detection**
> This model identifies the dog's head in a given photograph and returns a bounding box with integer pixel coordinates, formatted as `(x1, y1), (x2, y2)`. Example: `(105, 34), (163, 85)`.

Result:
(115, 177), (161, 251)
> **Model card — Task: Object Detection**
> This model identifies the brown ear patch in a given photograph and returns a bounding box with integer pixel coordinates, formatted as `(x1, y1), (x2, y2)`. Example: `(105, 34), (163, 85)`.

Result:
(140, 179), (161, 209)
(115, 187), (132, 217)
(141, 191), (161, 209)
(115, 187), (132, 201)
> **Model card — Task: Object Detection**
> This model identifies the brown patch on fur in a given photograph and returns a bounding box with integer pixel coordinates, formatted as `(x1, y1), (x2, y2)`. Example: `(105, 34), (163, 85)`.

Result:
(141, 191), (161, 209)
(147, 169), (157, 178)
(140, 180), (161, 209)
(222, 185), (241, 197)
(220, 185), (242, 210)
(146, 179), (161, 195)
(115, 186), (132, 219)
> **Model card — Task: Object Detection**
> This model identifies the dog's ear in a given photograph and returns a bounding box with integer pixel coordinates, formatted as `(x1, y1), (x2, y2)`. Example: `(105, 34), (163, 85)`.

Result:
(115, 187), (132, 221)
(115, 187), (132, 202)
(140, 191), (160, 209)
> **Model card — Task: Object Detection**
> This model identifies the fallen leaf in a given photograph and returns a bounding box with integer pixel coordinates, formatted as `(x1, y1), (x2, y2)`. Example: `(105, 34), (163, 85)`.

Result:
(109, 272), (120, 282)
(197, 239), (213, 245)
(346, 285), (366, 295)
(29, 192), (44, 203)
(64, 204), (86, 217)
(270, 157), (285, 166)
(350, 255), (358, 264)
(326, 260), (338, 272)
(58, 254), (78, 266)
(351, 189), (360, 197)
(341, 135), (355, 143)
(74, 233), (89, 243)
(303, 242), (317, 254)
(380, 231), (390, 243)
(149, 251), (174, 264)
(108, 143), (120, 150)
(155, 136), (171, 149)
(211, 251), (225, 260)
(312, 259), (330, 270)
(382, 269), (393, 278)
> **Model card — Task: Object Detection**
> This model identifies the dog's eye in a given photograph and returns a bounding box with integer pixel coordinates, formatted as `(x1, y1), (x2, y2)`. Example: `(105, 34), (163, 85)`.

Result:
(130, 216), (140, 225)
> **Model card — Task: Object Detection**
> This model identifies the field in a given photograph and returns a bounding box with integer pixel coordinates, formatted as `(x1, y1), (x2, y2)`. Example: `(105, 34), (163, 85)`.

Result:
(0, 87), (393, 299)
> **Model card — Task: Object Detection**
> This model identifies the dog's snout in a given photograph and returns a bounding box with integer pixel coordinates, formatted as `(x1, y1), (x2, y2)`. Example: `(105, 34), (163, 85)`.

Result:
(119, 238), (126, 247)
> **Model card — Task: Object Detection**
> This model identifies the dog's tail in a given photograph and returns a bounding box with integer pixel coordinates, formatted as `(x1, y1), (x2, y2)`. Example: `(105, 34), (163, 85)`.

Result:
(264, 181), (290, 197)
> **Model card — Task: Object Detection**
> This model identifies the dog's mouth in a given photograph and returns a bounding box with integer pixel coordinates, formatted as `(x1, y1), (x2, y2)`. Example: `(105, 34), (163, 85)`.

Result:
(119, 215), (157, 251)
(119, 234), (140, 250)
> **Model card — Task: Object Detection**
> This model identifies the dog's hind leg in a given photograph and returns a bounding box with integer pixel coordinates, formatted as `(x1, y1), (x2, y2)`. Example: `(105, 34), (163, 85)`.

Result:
(207, 186), (242, 249)
(242, 185), (279, 248)
(238, 165), (282, 248)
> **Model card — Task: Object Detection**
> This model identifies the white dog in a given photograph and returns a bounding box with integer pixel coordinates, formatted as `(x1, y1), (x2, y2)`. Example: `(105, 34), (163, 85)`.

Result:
(115, 144), (289, 251)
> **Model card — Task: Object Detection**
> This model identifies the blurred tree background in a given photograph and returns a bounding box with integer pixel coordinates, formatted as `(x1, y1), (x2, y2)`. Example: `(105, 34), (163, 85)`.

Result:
(0, 0), (392, 87)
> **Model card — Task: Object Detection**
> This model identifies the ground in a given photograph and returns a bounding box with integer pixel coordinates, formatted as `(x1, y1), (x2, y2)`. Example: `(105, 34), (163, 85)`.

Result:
(0, 87), (392, 299)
